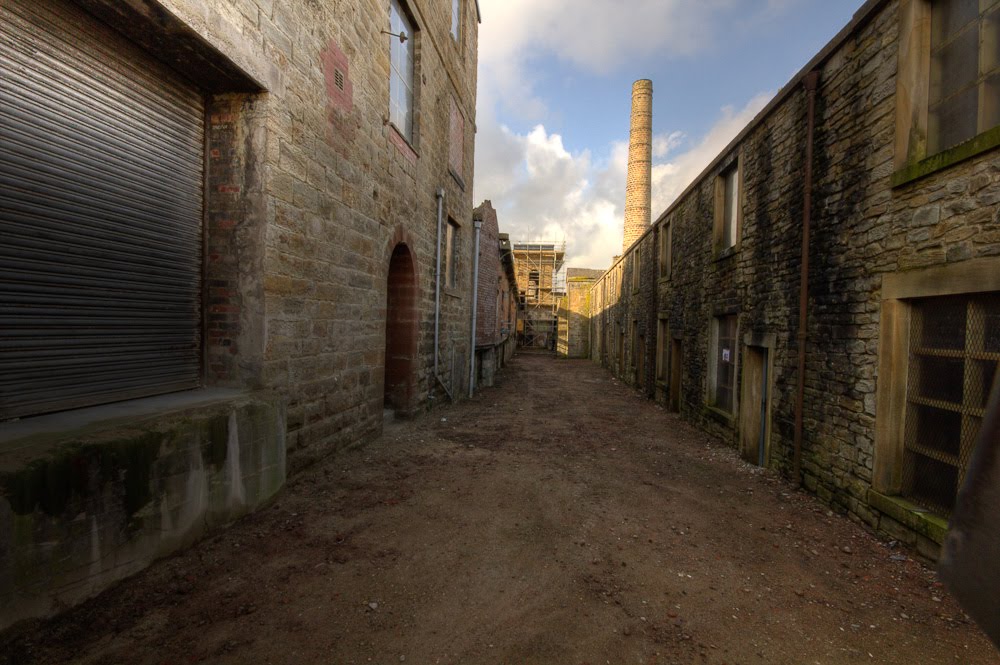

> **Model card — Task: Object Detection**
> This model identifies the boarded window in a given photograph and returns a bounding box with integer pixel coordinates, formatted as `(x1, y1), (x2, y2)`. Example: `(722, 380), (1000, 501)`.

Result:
(902, 292), (1000, 515)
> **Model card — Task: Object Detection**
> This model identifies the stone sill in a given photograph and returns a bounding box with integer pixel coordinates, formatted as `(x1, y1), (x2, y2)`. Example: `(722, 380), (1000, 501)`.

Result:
(714, 245), (738, 263)
(704, 404), (735, 426)
(867, 489), (949, 545)
(443, 287), (464, 299)
(892, 125), (1000, 188)
(388, 123), (419, 161)
(658, 275), (672, 284)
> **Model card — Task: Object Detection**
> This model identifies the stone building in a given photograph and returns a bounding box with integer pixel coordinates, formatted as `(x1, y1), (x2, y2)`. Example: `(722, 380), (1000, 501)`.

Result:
(0, 0), (480, 627)
(557, 269), (604, 359)
(589, 0), (1000, 559)
(473, 202), (518, 387)
(513, 241), (566, 350)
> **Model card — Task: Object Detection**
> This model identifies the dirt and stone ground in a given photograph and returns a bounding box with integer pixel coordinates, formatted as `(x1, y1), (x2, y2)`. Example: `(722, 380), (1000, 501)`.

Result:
(3, 354), (998, 665)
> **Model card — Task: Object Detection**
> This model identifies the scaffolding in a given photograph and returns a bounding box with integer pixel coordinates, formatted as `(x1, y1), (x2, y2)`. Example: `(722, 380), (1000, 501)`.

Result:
(512, 240), (566, 350)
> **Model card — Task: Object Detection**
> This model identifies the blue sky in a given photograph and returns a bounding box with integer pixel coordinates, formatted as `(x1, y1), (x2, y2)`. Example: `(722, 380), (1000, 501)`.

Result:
(473, 0), (863, 268)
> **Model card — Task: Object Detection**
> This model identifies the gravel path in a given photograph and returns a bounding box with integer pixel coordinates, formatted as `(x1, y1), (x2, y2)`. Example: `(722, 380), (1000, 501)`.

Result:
(3, 353), (996, 665)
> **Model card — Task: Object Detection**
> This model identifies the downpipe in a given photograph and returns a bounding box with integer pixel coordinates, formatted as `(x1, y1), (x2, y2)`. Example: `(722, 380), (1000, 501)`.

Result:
(468, 219), (482, 398)
(433, 188), (453, 401)
(793, 71), (820, 487)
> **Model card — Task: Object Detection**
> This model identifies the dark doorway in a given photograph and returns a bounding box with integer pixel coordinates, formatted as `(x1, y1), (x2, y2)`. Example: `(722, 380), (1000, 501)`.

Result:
(384, 244), (418, 415)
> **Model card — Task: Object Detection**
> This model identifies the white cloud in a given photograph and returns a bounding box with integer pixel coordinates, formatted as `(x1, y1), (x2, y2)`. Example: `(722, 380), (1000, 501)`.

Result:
(477, 0), (735, 122)
(475, 94), (773, 270)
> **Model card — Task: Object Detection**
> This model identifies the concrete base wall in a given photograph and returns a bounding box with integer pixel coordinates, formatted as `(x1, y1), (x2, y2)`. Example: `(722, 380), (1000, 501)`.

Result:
(0, 392), (285, 630)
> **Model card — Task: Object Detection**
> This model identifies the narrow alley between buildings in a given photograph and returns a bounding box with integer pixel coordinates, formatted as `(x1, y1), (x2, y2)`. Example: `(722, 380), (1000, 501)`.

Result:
(2, 354), (995, 665)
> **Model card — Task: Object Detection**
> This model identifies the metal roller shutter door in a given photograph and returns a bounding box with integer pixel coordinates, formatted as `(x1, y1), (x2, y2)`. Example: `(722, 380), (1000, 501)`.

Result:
(0, 0), (204, 419)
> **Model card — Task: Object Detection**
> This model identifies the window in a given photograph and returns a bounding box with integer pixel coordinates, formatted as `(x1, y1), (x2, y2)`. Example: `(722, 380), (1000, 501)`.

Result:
(714, 162), (740, 252)
(631, 252), (640, 292)
(900, 292), (999, 515)
(928, 0), (1000, 154)
(448, 97), (464, 182)
(658, 222), (672, 280)
(656, 318), (668, 382)
(451, 0), (461, 42)
(389, 0), (415, 141)
(709, 314), (738, 413)
(445, 218), (459, 288)
(631, 320), (639, 368)
(895, 0), (1000, 180)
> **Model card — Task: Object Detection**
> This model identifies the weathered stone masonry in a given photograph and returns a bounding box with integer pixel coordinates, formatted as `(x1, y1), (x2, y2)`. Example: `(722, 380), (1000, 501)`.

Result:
(1, 0), (479, 628)
(590, 0), (1000, 558)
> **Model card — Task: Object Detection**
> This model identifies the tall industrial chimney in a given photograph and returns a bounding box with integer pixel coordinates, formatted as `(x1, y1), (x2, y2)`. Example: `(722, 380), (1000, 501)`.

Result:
(623, 79), (652, 253)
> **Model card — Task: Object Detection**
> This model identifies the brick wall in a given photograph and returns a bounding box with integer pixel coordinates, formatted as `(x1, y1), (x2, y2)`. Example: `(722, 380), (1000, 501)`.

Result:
(587, 0), (1000, 554)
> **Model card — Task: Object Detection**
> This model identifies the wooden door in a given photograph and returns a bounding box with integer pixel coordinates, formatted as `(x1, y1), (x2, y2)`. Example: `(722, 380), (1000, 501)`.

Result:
(739, 346), (770, 465)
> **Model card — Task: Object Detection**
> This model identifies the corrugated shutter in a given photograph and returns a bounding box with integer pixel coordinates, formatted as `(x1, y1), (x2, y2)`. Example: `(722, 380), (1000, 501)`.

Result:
(0, 0), (204, 419)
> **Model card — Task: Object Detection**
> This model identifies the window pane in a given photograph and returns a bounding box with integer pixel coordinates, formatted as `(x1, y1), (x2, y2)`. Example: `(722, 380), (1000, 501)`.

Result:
(929, 85), (979, 153)
(389, 0), (414, 140)
(918, 296), (968, 349)
(714, 315), (736, 412)
(930, 24), (979, 103)
(985, 7), (1000, 72)
(983, 72), (1000, 133)
(722, 167), (738, 248)
(917, 355), (966, 403)
(932, 0), (979, 47)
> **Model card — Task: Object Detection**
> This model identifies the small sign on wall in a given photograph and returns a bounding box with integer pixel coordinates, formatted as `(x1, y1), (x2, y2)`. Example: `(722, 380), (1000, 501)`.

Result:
(722, 348), (731, 363)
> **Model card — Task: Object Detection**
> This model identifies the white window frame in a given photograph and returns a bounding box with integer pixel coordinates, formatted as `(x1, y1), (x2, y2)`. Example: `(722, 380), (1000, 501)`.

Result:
(389, 0), (415, 141)
(451, 0), (461, 42)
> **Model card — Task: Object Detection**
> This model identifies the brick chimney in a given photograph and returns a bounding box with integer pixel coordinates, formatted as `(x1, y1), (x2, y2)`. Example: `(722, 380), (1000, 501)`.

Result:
(623, 79), (652, 253)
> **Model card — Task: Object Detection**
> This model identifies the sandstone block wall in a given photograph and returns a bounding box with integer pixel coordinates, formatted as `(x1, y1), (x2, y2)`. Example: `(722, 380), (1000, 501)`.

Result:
(146, 0), (481, 465)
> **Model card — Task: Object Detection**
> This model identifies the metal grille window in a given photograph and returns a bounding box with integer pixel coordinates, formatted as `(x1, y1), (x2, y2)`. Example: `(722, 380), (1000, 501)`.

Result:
(928, 0), (1000, 154)
(903, 292), (1000, 515)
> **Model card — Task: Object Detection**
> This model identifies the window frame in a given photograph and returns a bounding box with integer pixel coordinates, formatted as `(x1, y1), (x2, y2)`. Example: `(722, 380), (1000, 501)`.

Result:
(658, 221), (672, 281)
(631, 249), (640, 293)
(656, 316), (669, 383)
(894, 0), (1000, 186)
(713, 159), (741, 255)
(388, 0), (417, 144)
(707, 313), (739, 415)
(874, 257), (1000, 504)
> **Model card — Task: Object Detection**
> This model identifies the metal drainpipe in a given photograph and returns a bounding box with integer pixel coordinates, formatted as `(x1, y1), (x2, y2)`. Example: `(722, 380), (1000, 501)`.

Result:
(434, 188), (444, 378)
(793, 71), (820, 487)
(469, 219), (482, 398)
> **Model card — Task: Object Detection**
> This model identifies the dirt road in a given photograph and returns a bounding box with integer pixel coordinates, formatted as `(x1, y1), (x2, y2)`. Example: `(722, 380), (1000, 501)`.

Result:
(3, 354), (996, 665)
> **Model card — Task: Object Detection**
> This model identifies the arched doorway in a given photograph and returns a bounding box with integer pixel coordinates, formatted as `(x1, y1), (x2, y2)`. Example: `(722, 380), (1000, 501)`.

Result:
(384, 243), (418, 415)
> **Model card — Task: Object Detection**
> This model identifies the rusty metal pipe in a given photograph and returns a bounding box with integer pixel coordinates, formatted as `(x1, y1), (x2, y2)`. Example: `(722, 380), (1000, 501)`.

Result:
(793, 71), (820, 487)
